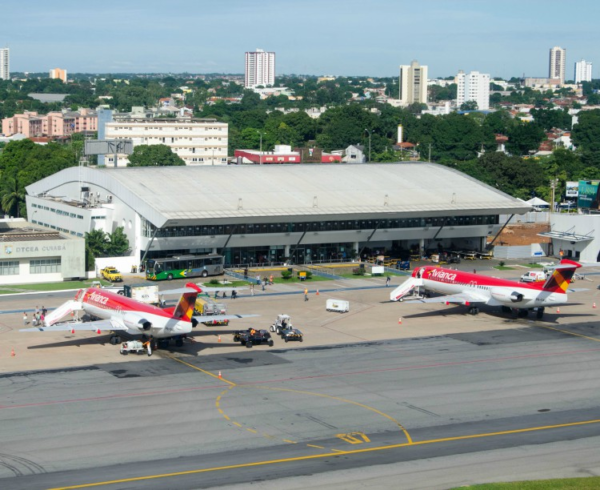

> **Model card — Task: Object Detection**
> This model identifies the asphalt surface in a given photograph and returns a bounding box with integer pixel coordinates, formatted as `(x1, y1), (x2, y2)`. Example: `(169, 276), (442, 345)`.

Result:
(1, 266), (600, 489)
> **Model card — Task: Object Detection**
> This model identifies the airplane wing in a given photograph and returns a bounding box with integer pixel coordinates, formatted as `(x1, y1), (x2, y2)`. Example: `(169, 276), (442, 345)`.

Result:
(192, 313), (259, 323)
(21, 319), (127, 333)
(403, 292), (488, 305)
(160, 286), (249, 296)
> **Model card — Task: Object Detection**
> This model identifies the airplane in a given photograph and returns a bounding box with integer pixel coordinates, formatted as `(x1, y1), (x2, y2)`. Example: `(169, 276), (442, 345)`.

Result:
(21, 282), (258, 355)
(389, 258), (581, 319)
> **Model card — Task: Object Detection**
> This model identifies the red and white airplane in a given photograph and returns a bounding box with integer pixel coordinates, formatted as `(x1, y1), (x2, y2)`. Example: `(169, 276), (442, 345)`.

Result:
(21, 283), (257, 354)
(389, 258), (581, 319)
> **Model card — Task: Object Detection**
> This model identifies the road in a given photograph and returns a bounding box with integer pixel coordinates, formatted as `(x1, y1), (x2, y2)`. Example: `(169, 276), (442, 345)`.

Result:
(2, 322), (600, 489)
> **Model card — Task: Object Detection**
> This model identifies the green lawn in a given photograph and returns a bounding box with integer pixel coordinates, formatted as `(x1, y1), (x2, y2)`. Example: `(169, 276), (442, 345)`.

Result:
(453, 476), (600, 489)
(0, 279), (112, 294)
(494, 266), (515, 271)
(522, 263), (544, 268)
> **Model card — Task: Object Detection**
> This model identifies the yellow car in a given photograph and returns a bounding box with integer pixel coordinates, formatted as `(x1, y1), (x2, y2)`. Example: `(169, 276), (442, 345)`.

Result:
(101, 267), (123, 282)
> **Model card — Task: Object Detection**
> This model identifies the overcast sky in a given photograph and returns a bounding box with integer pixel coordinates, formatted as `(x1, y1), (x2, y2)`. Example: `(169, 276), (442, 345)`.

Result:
(3, 0), (599, 79)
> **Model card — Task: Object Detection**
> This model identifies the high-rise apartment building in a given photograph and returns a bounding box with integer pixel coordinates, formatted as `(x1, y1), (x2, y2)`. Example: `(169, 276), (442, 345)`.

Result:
(0, 48), (9, 80)
(549, 46), (566, 84)
(245, 49), (275, 88)
(49, 68), (68, 83)
(455, 70), (490, 111)
(574, 59), (593, 84)
(399, 60), (428, 106)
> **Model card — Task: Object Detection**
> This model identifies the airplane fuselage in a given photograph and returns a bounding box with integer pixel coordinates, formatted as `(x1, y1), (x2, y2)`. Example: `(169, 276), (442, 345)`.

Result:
(77, 288), (192, 339)
(397, 266), (569, 308)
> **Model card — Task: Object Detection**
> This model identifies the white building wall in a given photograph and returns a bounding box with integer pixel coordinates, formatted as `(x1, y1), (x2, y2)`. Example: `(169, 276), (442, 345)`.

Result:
(575, 60), (593, 83)
(456, 71), (490, 110)
(550, 213), (599, 262)
(104, 120), (229, 166)
(245, 49), (275, 88)
(0, 48), (8, 80)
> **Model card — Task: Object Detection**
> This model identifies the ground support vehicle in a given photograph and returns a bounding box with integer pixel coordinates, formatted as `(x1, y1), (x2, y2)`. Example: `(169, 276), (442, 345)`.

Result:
(269, 314), (293, 334)
(520, 271), (547, 283)
(120, 340), (150, 355)
(233, 329), (274, 348)
(195, 296), (229, 325)
(280, 328), (303, 343)
(396, 260), (411, 271)
(123, 284), (160, 305)
(326, 299), (350, 313)
(101, 267), (123, 282)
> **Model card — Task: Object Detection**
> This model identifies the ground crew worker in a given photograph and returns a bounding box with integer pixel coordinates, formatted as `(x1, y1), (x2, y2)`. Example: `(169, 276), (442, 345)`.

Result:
(269, 274), (273, 285)
(304, 288), (309, 301)
(386, 276), (391, 287)
(23, 312), (28, 325)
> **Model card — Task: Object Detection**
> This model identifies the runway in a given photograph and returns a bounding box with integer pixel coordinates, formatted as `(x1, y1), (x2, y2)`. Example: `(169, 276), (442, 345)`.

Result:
(2, 322), (600, 489)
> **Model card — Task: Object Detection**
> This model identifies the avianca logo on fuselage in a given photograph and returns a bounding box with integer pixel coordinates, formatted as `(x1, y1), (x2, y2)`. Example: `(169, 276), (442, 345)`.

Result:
(427, 268), (457, 283)
(87, 291), (109, 306)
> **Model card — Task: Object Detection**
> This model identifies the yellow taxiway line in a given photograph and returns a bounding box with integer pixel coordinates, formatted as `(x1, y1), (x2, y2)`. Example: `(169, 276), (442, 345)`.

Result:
(49, 417), (600, 490)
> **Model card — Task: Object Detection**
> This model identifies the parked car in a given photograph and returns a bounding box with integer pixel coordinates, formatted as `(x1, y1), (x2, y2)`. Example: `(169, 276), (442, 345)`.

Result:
(101, 267), (123, 282)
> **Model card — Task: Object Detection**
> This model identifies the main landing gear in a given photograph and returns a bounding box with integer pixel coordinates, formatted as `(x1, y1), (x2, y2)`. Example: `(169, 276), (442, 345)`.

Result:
(500, 306), (544, 319)
(468, 306), (480, 315)
(109, 334), (122, 345)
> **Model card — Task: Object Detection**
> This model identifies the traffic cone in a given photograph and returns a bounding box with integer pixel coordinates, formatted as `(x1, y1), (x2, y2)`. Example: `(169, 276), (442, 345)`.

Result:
(594, 303), (597, 309)
(71, 328), (75, 334)
(556, 307), (560, 314)
(96, 328), (101, 334)
(316, 289), (320, 296)
(218, 335), (221, 343)
(218, 371), (222, 379)
(11, 348), (15, 357)
(398, 317), (403, 324)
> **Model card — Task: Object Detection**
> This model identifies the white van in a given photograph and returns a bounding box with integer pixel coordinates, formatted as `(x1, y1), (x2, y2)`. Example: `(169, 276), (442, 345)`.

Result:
(520, 271), (547, 283)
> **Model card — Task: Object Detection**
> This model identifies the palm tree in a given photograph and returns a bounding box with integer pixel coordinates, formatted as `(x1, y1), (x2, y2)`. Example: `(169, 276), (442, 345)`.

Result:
(1, 176), (24, 218)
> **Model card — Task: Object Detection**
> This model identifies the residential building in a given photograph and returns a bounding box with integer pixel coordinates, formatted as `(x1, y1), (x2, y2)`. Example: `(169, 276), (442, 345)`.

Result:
(234, 145), (341, 164)
(1, 109), (97, 137)
(100, 113), (228, 166)
(456, 70), (490, 110)
(0, 47), (8, 80)
(575, 60), (593, 83)
(549, 46), (566, 84)
(399, 60), (428, 106)
(49, 68), (68, 83)
(245, 49), (275, 88)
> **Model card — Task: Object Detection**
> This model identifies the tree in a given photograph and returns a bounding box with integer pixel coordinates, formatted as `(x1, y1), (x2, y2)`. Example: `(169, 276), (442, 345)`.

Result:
(571, 109), (600, 167)
(460, 100), (479, 111)
(1, 174), (25, 217)
(106, 227), (130, 256)
(85, 229), (110, 258)
(127, 144), (185, 167)
(506, 122), (546, 156)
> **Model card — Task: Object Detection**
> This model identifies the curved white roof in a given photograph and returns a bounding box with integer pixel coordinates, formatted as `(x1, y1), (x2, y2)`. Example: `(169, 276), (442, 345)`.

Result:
(26, 163), (531, 228)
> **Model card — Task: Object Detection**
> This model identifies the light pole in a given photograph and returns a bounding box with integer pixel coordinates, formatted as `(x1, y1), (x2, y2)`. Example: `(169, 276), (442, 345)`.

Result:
(256, 129), (263, 165)
(550, 178), (558, 213)
(364, 129), (372, 162)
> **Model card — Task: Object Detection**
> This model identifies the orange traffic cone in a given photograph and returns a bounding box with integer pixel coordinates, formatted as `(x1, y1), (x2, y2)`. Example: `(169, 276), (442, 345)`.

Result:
(556, 307), (561, 314)
(218, 335), (221, 343)
(316, 289), (320, 296)
(398, 317), (403, 324)
(218, 371), (222, 379)
(11, 348), (15, 357)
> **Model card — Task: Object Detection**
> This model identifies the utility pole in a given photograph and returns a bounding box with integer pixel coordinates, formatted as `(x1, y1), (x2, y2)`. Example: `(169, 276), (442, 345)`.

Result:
(428, 143), (432, 162)
(364, 129), (372, 162)
(550, 178), (558, 213)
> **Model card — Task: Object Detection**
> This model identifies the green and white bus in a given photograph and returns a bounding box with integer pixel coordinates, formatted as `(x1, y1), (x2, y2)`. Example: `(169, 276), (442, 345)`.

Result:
(145, 254), (224, 281)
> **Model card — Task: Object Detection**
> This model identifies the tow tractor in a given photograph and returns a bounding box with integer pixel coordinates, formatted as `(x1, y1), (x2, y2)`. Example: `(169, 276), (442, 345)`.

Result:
(233, 329), (274, 348)
(269, 314), (293, 334)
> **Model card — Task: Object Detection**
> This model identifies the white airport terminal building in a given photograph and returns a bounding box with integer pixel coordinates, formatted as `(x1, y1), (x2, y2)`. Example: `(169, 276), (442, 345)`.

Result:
(24, 163), (531, 268)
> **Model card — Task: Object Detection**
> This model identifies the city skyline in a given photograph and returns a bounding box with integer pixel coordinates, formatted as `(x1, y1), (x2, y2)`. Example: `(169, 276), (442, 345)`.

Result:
(2, 0), (599, 79)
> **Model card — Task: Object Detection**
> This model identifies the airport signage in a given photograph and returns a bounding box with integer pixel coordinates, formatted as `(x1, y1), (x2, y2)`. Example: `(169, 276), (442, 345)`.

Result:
(577, 181), (600, 209)
(566, 181), (579, 198)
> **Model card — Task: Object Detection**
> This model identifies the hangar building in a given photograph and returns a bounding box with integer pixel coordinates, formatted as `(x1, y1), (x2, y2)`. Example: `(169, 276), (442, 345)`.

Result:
(25, 163), (530, 267)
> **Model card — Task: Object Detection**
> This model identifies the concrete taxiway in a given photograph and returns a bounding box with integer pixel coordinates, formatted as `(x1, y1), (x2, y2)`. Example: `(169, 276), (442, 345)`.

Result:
(1, 268), (600, 489)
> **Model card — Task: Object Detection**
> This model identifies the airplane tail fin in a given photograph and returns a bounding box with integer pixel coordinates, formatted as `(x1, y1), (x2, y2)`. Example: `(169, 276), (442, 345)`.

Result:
(173, 283), (203, 321)
(541, 259), (581, 293)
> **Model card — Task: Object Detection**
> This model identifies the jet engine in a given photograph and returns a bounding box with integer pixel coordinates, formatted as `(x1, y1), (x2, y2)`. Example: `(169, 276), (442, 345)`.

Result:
(509, 291), (524, 303)
(123, 313), (152, 332)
